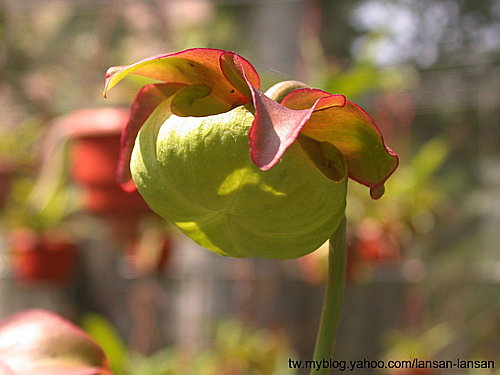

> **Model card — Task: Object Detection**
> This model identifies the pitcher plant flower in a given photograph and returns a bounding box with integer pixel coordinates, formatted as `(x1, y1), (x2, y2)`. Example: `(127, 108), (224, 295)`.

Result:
(104, 48), (398, 374)
(103, 48), (398, 260)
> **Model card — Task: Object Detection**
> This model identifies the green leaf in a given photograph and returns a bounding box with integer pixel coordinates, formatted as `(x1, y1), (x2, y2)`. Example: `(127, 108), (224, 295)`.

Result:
(81, 314), (128, 374)
(411, 137), (449, 184)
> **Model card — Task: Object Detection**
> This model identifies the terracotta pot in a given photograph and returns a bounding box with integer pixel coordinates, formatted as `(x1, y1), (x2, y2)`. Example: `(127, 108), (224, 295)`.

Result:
(66, 108), (152, 216)
(10, 229), (78, 286)
(71, 134), (151, 216)
(71, 133), (121, 187)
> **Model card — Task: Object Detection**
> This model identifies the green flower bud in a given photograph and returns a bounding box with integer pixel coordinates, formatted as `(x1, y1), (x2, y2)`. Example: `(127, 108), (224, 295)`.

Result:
(131, 103), (347, 259)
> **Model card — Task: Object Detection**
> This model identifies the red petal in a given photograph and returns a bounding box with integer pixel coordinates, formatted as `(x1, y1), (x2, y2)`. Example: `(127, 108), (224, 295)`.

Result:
(248, 87), (316, 170)
(305, 101), (398, 199)
(104, 48), (260, 109)
(117, 83), (185, 191)
(219, 51), (255, 102)
(283, 89), (398, 199)
(281, 88), (346, 110)
(249, 88), (347, 170)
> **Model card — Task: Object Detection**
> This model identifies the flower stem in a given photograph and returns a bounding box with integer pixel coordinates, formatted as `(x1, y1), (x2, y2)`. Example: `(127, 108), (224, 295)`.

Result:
(309, 218), (346, 375)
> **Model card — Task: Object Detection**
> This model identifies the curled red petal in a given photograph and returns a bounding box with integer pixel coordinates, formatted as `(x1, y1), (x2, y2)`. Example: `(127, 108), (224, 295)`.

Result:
(302, 101), (398, 199)
(249, 87), (348, 171)
(219, 51), (255, 103)
(104, 48), (260, 109)
(248, 87), (317, 170)
(281, 87), (346, 110)
(282, 88), (398, 198)
(117, 83), (185, 191)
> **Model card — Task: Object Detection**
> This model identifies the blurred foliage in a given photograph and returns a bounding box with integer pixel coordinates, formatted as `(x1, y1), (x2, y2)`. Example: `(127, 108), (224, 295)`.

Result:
(301, 137), (453, 284)
(83, 313), (296, 375)
(382, 318), (500, 375)
(383, 323), (455, 365)
(347, 0), (500, 67)
(0, 120), (77, 233)
(0, 119), (79, 232)
(0, 116), (41, 167)
(347, 136), (450, 233)
(325, 60), (412, 98)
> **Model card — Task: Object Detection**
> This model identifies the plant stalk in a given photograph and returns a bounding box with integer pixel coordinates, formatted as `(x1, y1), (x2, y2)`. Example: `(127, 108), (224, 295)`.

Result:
(309, 218), (347, 375)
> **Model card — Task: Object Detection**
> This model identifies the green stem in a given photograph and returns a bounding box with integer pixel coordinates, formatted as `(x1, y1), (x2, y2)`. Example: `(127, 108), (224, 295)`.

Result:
(309, 218), (347, 375)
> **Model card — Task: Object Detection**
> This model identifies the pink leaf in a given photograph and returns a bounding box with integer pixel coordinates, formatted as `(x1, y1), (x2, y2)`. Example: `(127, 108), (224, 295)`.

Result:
(0, 310), (111, 375)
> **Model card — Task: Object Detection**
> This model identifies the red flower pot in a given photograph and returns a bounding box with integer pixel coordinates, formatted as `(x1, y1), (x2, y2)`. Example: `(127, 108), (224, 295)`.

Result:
(71, 133), (121, 187)
(65, 108), (152, 217)
(71, 134), (151, 217)
(10, 229), (78, 286)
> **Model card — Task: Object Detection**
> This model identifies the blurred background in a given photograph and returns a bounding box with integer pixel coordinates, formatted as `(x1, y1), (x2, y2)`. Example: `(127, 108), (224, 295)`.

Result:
(0, 0), (499, 374)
